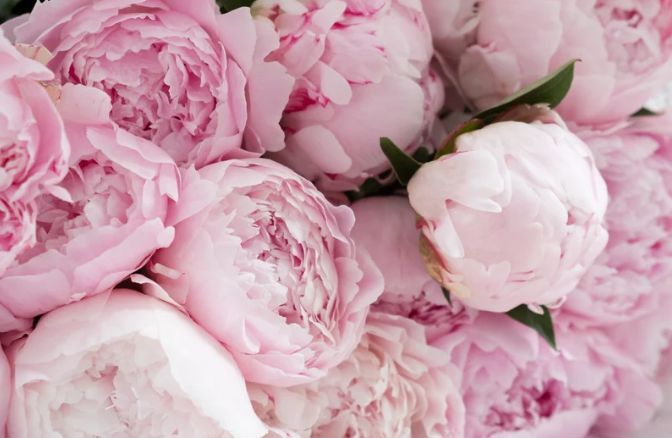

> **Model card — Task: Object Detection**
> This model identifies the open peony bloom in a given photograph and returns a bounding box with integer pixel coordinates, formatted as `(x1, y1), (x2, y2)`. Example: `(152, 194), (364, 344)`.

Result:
(0, 30), (69, 277)
(564, 115), (672, 373)
(0, 347), (9, 434)
(255, 0), (444, 191)
(9, 0), (294, 167)
(408, 116), (608, 312)
(422, 0), (672, 125)
(0, 84), (178, 332)
(147, 158), (383, 386)
(433, 312), (662, 438)
(249, 312), (465, 437)
(6, 290), (267, 438)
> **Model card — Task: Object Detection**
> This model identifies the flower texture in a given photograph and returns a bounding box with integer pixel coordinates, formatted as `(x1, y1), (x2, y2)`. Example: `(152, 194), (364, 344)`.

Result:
(407, 116), (609, 312)
(9, 0), (294, 167)
(6, 290), (267, 438)
(563, 115), (672, 373)
(255, 0), (444, 191)
(0, 84), (178, 333)
(0, 346), (9, 434)
(422, 0), (672, 125)
(249, 312), (465, 437)
(0, 30), (69, 277)
(146, 158), (383, 386)
(433, 312), (662, 438)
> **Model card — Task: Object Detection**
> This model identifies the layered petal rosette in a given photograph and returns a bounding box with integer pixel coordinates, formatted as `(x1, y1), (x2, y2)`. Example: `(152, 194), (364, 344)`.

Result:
(256, 0), (444, 191)
(422, 0), (672, 125)
(249, 312), (465, 437)
(6, 290), (267, 438)
(434, 313), (662, 438)
(147, 158), (383, 386)
(0, 85), (179, 332)
(0, 31), (69, 276)
(408, 116), (608, 312)
(10, 0), (294, 167)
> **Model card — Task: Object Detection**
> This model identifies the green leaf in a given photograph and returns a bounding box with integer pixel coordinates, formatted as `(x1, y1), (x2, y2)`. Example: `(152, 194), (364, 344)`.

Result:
(632, 107), (659, 117)
(380, 137), (421, 186)
(506, 305), (557, 349)
(475, 59), (578, 123)
(216, 0), (253, 12)
(442, 287), (453, 306)
(435, 119), (484, 158)
(412, 146), (434, 164)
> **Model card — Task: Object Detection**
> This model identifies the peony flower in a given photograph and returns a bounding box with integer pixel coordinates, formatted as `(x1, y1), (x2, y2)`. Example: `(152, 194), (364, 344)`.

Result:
(562, 115), (672, 373)
(249, 312), (465, 437)
(423, 0), (672, 125)
(0, 84), (178, 333)
(6, 290), (267, 438)
(0, 30), (70, 277)
(407, 116), (608, 312)
(433, 312), (662, 438)
(255, 0), (444, 191)
(146, 158), (383, 386)
(9, 0), (294, 167)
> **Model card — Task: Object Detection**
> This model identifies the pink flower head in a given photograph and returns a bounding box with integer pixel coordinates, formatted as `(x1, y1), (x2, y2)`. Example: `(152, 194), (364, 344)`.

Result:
(249, 312), (465, 437)
(433, 312), (661, 438)
(10, 0), (294, 167)
(257, 0), (444, 191)
(563, 115), (672, 373)
(423, 0), (672, 125)
(0, 346), (9, 434)
(0, 30), (70, 277)
(0, 84), (179, 332)
(147, 158), (383, 386)
(6, 290), (267, 437)
(408, 117), (608, 312)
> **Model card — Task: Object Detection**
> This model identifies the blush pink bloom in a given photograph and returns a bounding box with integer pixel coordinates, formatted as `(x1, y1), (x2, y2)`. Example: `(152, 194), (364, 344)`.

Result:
(0, 347), (9, 435)
(256, 0), (444, 191)
(9, 0), (294, 168)
(146, 158), (383, 386)
(408, 117), (608, 312)
(249, 312), (465, 437)
(423, 0), (672, 125)
(0, 31), (70, 277)
(433, 312), (662, 438)
(0, 84), (179, 333)
(563, 115), (672, 373)
(6, 290), (267, 438)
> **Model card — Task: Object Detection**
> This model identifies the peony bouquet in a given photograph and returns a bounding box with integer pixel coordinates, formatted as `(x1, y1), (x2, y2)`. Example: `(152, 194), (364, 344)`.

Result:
(0, 0), (671, 436)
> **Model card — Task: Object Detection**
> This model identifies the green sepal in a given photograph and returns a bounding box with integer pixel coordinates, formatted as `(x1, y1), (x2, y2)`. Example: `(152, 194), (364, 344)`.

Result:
(435, 119), (484, 158)
(380, 137), (421, 186)
(506, 304), (557, 350)
(217, 0), (254, 12)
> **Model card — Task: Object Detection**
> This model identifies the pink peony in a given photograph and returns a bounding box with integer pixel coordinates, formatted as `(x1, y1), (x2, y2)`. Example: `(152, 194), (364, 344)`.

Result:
(0, 30), (70, 277)
(146, 158), (383, 386)
(0, 84), (179, 332)
(249, 312), (465, 437)
(256, 0), (444, 191)
(6, 290), (267, 437)
(433, 312), (661, 438)
(407, 117), (608, 312)
(423, 0), (672, 125)
(563, 116), (672, 373)
(0, 347), (8, 435)
(9, 0), (294, 167)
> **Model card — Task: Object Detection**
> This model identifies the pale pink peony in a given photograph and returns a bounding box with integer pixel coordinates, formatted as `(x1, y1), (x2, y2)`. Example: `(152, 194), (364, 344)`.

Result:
(9, 0), (294, 168)
(433, 312), (662, 438)
(563, 115), (672, 373)
(146, 158), (383, 386)
(0, 84), (179, 333)
(423, 0), (672, 125)
(0, 346), (9, 435)
(0, 30), (70, 277)
(256, 0), (444, 191)
(407, 117), (608, 312)
(249, 312), (465, 437)
(6, 290), (267, 438)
